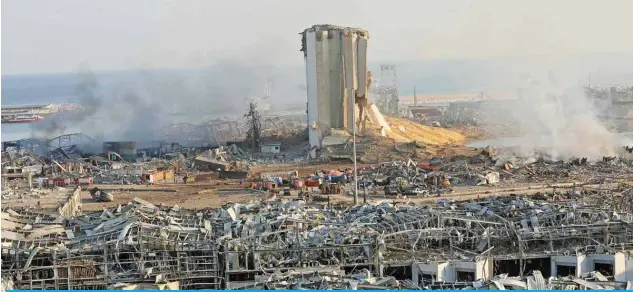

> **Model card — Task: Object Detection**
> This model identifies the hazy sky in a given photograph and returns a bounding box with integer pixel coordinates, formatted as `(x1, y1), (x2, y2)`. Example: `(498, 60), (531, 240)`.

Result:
(3, 0), (633, 74)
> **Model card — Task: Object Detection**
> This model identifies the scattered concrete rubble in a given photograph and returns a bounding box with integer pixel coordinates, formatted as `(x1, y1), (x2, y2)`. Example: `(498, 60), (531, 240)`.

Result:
(344, 152), (632, 199)
(3, 21), (632, 291)
(1, 193), (220, 290)
(1, 107), (631, 291)
(3, 185), (633, 290)
(1, 136), (313, 191)
(250, 151), (629, 205)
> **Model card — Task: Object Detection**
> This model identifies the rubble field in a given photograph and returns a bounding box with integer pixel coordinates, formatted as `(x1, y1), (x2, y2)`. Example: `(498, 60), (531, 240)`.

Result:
(1, 184), (632, 290)
(3, 20), (633, 290)
(2, 115), (633, 290)
(2, 145), (633, 290)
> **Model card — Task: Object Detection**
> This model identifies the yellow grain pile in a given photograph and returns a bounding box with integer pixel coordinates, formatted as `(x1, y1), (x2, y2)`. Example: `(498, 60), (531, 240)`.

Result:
(381, 116), (466, 145)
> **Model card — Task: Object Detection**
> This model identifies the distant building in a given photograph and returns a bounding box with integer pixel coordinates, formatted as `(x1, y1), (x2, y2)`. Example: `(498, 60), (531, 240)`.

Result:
(585, 86), (633, 131)
(103, 141), (137, 161)
(408, 104), (448, 120)
(260, 142), (281, 154)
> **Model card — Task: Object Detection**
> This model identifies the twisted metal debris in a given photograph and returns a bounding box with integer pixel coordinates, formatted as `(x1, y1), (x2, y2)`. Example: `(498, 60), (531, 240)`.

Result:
(2, 183), (633, 290)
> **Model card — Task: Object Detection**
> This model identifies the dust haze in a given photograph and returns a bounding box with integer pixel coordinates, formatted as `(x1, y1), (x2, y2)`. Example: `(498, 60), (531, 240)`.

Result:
(479, 71), (627, 161)
(18, 0), (633, 156)
(409, 0), (632, 161)
(28, 61), (306, 145)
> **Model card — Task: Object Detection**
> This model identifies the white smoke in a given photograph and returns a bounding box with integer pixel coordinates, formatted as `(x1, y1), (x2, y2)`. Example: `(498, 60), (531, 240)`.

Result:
(481, 74), (623, 161)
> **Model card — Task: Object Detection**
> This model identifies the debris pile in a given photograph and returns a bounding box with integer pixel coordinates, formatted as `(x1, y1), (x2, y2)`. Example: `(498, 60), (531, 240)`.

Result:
(433, 270), (633, 290)
(2, 197), (222, 290)
(492, 149), (633, 185)
(3, 188), (632, 290)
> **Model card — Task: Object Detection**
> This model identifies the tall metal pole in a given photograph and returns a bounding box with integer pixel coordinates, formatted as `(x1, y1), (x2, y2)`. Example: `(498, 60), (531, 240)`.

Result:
(352, 89), (359, 205)
(413, 85), (417, 106)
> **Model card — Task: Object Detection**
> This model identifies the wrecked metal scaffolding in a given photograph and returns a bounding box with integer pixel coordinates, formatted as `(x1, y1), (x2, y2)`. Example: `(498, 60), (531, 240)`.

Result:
(2, 226), (220, 290)
(3, 186), (633, 289)
(48, 133), (96, 149)
(159, 114), (306, 143)
(2, 133), (97, 156)
(1, 200), (222, 290)
(374, 64), (400, 116)
(378, 198), (633, 264)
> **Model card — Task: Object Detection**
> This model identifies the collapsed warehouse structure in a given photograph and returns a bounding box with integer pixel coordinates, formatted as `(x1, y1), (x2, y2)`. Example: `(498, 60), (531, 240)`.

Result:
(0, 111), (309, 188)
(159, 114), (307, 144)
(1, 189), (221, 290)
(3, 184), (633, 290)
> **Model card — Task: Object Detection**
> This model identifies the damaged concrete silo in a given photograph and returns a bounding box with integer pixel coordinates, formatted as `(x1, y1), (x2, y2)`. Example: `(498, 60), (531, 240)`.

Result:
(301, 25), (389, 151)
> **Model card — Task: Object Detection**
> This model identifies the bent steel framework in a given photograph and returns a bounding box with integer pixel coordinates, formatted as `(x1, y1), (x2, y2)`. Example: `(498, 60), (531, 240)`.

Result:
(2, 203), (222, 290)
(47, 133), (96, 149)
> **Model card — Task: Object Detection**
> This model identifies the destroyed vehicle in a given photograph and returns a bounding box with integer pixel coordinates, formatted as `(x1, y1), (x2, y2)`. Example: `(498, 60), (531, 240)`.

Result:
(374, 176), (391, 186)
(89, 187), (114, 202)
(531, 192), (550, 200)
(384, 185), (400, 196)
(304, 178), (320, 187)
(430, 156), (443, 165)
(311, 195), (329, 202)
(419, 162), (441, 171)
(407, 188), (429, 196)
(325, 174), (347, 183)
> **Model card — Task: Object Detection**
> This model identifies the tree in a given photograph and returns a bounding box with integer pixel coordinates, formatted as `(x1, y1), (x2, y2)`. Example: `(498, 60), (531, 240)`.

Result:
(244, 100), (261, 150)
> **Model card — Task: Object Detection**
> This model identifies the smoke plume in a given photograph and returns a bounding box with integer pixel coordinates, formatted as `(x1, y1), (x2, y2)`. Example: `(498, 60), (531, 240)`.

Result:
(29, 68), (103, 138)
(28, 60), (307, 146)
(480, 73), (623, 161)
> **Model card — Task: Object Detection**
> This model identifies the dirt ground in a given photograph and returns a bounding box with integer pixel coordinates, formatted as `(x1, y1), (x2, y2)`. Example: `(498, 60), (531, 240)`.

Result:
(7, 155), (615, 212)
(383, 116), (466, 145)
(2, 188), (74, 211)
(7, 144), (486, 212)
(76, 178), (603, 212)
(448, 124), (489, 140)
(79, 161), (362, 211)
(80, 182), (254, 211)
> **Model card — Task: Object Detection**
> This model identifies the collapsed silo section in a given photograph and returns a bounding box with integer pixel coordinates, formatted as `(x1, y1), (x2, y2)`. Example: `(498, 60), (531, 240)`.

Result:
(300, 25), (370, 150)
